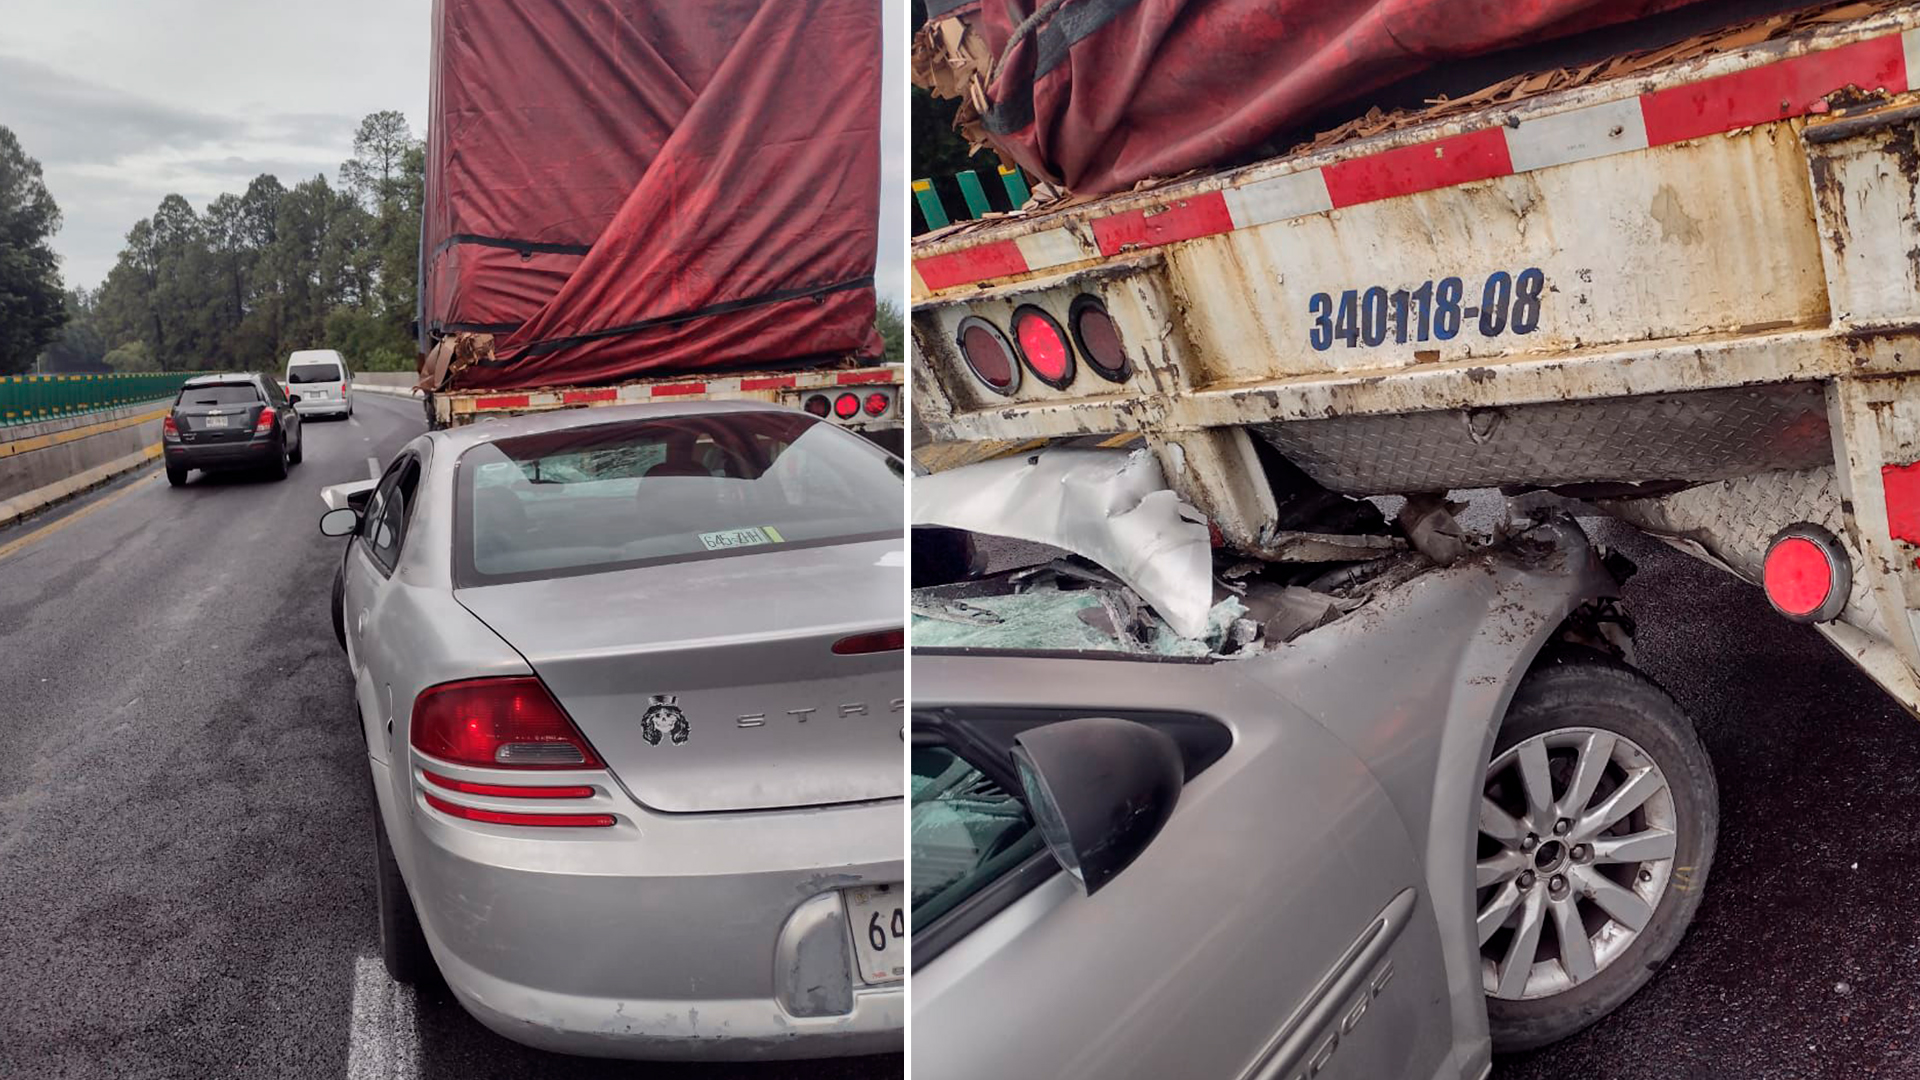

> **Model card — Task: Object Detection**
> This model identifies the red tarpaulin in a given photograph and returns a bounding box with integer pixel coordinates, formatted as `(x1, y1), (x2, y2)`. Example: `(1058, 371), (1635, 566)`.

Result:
(422, 0), (882, 392)
(917, 0), (1714, 196)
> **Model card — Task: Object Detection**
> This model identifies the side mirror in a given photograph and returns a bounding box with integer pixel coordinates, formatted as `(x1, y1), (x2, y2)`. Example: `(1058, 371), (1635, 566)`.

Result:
(319, 507), (360, 537)
(1011, 717), (1184, 896)
(288, 394), (302, 405)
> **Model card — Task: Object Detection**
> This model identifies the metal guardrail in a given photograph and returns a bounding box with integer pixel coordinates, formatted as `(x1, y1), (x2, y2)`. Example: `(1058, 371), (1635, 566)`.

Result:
(912, 166), (1032, 232)
(0, 373), (201, 427)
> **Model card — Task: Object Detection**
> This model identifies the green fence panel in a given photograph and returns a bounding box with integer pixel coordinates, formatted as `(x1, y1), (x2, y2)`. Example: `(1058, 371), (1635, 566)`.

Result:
(954, 171), (991, 219)
(0, 372), (202, 427)
(912, 178), (951, 230)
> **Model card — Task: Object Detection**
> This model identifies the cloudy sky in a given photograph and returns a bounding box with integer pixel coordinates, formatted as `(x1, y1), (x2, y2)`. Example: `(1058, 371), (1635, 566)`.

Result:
(0, 0), (907, 306)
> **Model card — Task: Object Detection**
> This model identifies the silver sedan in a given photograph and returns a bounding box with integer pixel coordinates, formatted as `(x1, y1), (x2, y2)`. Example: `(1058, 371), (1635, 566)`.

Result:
(320, 401), (905, 1059)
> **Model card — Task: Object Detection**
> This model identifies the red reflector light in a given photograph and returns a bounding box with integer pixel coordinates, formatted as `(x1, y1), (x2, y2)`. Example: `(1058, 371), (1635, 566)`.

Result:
(423, 792), (614, 828)
(803, 394), (830, 417)
(421, 771), (594, 800)
(1012, 305), (1075, 388)
(1070, 295), (1131, 381)
(833, 628), (904, 654)
(956, 316), (1020, 395)
(864, 392), (890, 417)
(410, 677), (604, 769)
(834, 393), (861, 419)
(1762, 524), (1850, 624)
(255, 406), (276, 433)
(163, 415), (179, 435)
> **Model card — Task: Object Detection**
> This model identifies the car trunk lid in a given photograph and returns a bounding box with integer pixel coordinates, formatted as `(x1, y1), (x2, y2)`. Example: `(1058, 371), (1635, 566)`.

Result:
(173, 387), (263, 443)
(453, 537), (903, 813)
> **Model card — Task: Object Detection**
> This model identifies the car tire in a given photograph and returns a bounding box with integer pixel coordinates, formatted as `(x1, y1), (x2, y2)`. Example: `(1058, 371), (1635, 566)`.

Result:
(165, 463), (187, 487)
(289, 432), (304, 465)
(374, 807), (435, 985)
(268, 438), (290, 481)
(330, 561), (347, 652)
(1481, 652), (1718, 1053)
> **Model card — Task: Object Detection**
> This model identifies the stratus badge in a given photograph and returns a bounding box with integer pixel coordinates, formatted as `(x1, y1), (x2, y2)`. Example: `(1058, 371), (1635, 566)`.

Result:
(641, 695), (691, 746)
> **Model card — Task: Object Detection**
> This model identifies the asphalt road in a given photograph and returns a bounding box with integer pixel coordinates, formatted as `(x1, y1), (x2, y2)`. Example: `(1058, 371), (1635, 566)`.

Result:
(0, 392), (900, 1080)
(971, 504), (1920, 1079)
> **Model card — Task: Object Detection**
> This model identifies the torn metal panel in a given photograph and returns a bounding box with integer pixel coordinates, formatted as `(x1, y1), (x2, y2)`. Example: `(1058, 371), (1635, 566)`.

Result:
(911, 447), (1215, 638)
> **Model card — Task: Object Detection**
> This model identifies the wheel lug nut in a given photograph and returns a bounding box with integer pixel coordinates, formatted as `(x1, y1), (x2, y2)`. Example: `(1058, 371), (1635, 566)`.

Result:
(1571, 844), (1590, 862)
(1553, 819), (1571, 836)
(1519, 871), (1536, 889)
(1521, 835), (1539, 853)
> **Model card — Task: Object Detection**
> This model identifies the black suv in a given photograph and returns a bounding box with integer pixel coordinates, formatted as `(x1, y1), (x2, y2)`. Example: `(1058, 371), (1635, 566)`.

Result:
(162, 374), (305, 486)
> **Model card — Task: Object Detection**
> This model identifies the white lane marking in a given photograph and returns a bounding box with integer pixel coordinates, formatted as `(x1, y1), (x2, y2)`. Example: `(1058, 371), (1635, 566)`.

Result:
(346, 954), (421, 1080)
(367, 457), (382, 481)
(349, 418), (362, 429)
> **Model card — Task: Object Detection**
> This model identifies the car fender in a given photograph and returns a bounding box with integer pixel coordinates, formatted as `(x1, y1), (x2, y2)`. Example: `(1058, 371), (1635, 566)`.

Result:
(1239, 517), (1619, 1073)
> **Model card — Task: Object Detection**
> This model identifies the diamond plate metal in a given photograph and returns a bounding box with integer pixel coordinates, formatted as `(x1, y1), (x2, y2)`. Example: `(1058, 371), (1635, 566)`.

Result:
(1253, 384), (1832, 494)
(1601, 465), (1890, 641)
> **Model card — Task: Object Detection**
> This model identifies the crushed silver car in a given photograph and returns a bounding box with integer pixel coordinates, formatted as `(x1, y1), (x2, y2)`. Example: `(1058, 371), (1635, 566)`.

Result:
(321, 401), (904, 1059)
(910, 448), (1717, 1079)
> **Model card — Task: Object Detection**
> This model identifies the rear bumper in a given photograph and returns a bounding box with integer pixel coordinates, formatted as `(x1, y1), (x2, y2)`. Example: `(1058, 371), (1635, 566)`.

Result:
(164, 435), (278, 469)
(294, 395), (350, 416)
(382, 755), (903, 1060)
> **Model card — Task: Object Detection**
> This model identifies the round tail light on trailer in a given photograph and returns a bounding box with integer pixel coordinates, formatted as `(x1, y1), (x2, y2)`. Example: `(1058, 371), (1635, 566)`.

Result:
(956, 316), (1020, 396)
(1763, 523), (1851, 624)
(834, 392), (861, 419)
(864, 392), (891, 417)
(803, 394), (830, 417)
(1011, 305), (1075, 389)
(1070, 295), (1132, 382)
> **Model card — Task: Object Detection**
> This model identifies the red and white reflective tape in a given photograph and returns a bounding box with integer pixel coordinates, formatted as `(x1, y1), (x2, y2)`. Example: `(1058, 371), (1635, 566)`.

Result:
(915, 27), (1920, 293)
(455, 367), (900, 413)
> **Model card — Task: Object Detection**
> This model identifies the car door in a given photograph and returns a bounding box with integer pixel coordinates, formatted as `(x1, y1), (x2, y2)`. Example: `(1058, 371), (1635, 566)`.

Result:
(343, 448), (426, 761)
(910, 652), (1461, 1080)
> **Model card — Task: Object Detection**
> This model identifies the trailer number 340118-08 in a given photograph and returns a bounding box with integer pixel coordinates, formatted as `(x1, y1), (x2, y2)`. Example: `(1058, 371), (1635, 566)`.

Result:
(1307, 267), (1547, 351)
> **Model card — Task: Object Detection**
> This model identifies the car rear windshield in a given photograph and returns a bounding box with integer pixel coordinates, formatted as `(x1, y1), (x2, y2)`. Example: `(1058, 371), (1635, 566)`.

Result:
(454, 411), (902, 586)
(176, 384), (261, 406)
(288, 363), (341, 384)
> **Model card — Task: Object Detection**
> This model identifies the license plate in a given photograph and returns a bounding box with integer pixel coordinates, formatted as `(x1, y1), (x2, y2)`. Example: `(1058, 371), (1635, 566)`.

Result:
(203, 414), (228, 429)
(843, 885), (904, 985)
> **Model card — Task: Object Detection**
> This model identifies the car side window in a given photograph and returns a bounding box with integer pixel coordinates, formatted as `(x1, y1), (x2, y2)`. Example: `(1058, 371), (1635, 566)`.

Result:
(262, 380), (286, 408)
(910, 743), (1048, 929)
(359, 456), (417, 575)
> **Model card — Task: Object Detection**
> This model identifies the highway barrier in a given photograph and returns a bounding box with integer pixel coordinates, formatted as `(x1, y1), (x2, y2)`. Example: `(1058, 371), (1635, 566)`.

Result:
(1, 373), (201, 427)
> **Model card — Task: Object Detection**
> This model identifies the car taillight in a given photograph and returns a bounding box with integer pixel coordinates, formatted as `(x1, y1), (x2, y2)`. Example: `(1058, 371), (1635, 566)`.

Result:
(422, 792), (614, 829)
(834, 392), (860, 419)
(833, 628), (904, 654)
(1012, 305), (1075, 388)
(421, 770), (594, 800)
(410, 676), (604, 769)
(864, 392), (890, 417)
(956, 316), (1020, 395)
(163, 415), (179, 436)
(1070, 295), (1132, 382)
(1763, 523), (1851, 623)
(339, 382), (347, 394)
(803, 394), (830, 417)
(254, 406), (276, 434)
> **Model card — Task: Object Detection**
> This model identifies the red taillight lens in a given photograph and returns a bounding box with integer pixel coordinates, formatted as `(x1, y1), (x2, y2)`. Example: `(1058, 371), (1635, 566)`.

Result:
(423, 792), (614, 828)
(833, 628), (904, 654)
(163, 415), (179, 436)
(864, 392), (890, 417)
(339, 382), (347, 394)
(956, 316), (1020, 395)
(421, 771), (595, 800)
(834, 393), (860, 419)
(803, 394), (830, 417)
(254, 406), (276, 434)
(1763, 524), (1849, 623)
(1012, 305), (1074, 388)
(1070, 295), (1131, 382)
(410, 676), (604, 769)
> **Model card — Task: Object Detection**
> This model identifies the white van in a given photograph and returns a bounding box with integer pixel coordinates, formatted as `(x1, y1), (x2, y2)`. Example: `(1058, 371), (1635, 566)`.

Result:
(285, 350), (352, 419)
